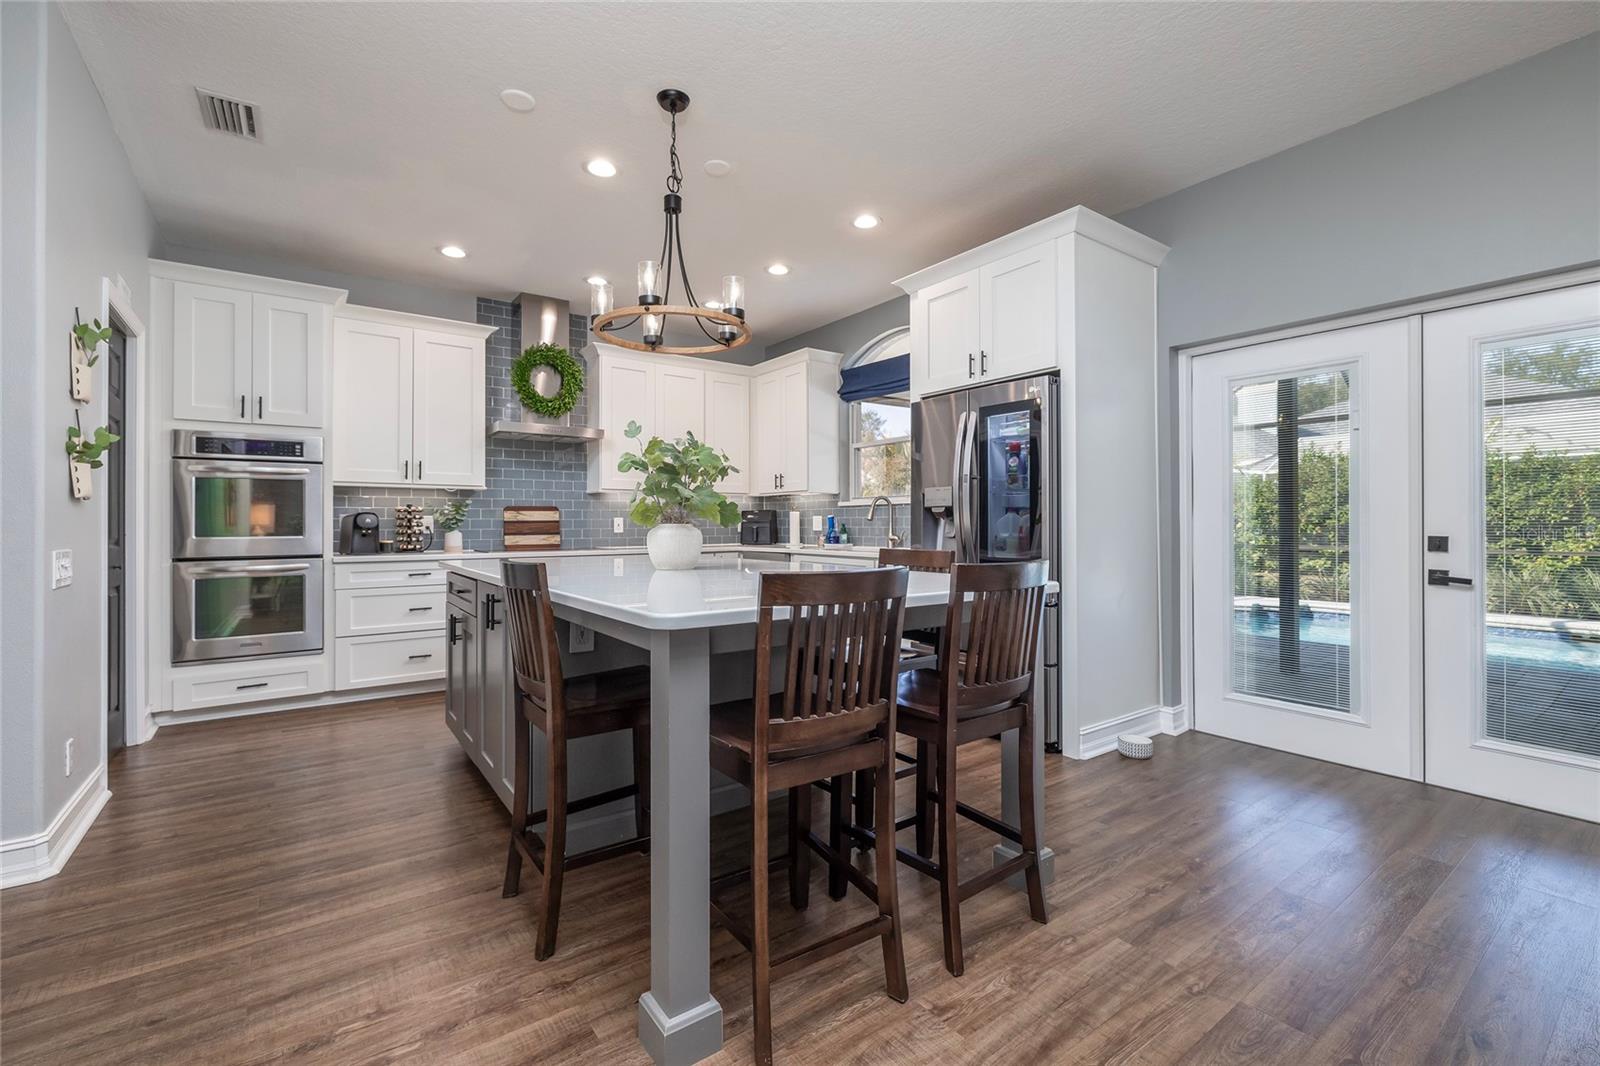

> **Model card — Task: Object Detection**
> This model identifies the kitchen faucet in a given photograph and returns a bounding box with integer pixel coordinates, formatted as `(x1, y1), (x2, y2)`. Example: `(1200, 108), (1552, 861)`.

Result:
(866, 496), (902, 549)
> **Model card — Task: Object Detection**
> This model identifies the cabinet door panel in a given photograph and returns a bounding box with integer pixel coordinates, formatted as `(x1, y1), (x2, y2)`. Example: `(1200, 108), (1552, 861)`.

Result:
(980, 241), (1056, 380)
(655, 364), (706, 441)
(172, 281), (252, 423)
(916, 270), (981, 396)
(413, 329), (484, 487)
(751, 370), (785, 494)
(705, 371), (750, 494)
(252, 294), (327, 427)
(332, 319), (413, 485)
(779, 364), (809, 491)
(596, 356), (656, 492)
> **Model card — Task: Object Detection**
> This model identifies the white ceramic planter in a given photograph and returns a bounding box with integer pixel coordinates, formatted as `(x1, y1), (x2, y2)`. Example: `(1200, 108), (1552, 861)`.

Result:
(69, 460), (93, 500)
(442, 530), (465, 553)
(647, 523), (702, 570)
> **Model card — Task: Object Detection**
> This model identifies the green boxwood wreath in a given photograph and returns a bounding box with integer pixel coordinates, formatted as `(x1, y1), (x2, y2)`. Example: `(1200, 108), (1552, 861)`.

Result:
(512, 344), (585, 419)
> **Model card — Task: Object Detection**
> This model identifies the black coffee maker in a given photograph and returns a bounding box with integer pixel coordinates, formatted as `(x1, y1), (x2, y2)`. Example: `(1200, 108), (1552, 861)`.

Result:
(338, 511), (380, 554)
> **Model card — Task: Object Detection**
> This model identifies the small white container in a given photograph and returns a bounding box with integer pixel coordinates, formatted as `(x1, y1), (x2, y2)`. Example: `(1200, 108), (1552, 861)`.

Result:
(1117, 733), (1154, 760)
(647, 523), (703, 570)
(442, 530), (464, 553)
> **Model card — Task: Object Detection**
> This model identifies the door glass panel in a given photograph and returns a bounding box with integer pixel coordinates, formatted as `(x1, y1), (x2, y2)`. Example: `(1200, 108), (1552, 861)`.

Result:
(1230, 369), (1354, 711)
(1481, 329), (1600, 758)
(193, 476), (307, 539)
(977, 401), (1039, 560)
(193, 574), (308, 640)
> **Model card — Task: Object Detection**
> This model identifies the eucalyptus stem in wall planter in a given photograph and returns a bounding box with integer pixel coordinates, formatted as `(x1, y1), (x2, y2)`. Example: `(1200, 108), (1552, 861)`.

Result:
(64, 423), (120, 501)
(617, 421), (740, 569)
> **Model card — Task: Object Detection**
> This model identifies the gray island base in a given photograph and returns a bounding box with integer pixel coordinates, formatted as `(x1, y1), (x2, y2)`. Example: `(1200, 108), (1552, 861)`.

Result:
(441, 552), (1055, 1065)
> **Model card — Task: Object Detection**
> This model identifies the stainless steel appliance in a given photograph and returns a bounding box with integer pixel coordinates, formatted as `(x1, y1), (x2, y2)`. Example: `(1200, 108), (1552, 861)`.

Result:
(339, 511), (381, 554)
(172, 430), (324, 559)
(740, 509), (780, 545)
(911, 373), (1062, 749)
(172, 430), (324, 664)
(172, 558), (325, 663)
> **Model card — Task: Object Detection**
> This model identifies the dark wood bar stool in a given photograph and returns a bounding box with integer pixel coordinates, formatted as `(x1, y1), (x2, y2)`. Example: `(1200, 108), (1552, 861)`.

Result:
(708, 566), (910, 1066)
(886, 560), (1051, 975)
(500, 560), (651, 961)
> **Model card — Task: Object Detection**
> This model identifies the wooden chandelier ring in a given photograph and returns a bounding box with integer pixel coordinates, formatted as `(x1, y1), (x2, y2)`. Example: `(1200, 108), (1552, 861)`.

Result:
(591, 304), (753, 356)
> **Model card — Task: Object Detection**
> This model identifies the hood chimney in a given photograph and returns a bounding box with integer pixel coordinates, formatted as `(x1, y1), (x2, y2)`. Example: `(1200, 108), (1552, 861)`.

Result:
(518, 292), (571, 350)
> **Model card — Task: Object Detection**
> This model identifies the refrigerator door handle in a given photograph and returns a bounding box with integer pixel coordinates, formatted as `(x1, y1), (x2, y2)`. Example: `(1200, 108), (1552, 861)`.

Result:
(958, 409), (979, 562)
(950, 410), (968, 560)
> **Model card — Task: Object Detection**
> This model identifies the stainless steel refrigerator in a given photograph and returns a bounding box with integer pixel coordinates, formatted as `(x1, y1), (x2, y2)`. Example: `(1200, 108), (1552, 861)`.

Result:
(911, 373), (1062, 750)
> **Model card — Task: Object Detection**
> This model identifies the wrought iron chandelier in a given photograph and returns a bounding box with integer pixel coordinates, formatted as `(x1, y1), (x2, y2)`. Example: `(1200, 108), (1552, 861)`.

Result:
(589, 89), (751, 356)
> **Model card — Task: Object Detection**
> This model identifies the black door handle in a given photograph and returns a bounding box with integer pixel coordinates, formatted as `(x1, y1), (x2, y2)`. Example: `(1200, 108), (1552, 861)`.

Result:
(484, 594), (501, 630)
(1428, 569), (1473, 588)
(448, 614), (461, 644)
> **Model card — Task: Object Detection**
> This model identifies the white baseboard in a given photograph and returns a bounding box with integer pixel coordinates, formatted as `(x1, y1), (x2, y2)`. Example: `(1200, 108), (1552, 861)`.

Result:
(1, 770), (112, 889)
(1078, 703), (1191, 759)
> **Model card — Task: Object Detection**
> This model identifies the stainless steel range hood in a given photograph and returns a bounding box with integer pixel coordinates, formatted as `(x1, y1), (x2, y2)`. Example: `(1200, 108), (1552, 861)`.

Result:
(487, 292), (605, 441)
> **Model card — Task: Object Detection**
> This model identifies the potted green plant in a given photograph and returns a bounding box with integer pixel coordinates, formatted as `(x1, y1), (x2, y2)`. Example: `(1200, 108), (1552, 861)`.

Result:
(617, 421), (740, 569)
(64, 423), (120, 500)
(434, 499), (469, 554)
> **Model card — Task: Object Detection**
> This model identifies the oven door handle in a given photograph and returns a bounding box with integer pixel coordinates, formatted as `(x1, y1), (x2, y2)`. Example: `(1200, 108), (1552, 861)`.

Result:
(182, 464), (314, 477)
(185, 562), (313, 576)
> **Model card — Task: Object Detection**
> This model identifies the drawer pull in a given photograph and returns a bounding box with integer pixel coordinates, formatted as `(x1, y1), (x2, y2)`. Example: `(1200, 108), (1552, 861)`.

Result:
(408, 653), (434, 660)
(236, 681), (270, 691)
(407, 572), (432, 578)
(407, 606), (434, 613)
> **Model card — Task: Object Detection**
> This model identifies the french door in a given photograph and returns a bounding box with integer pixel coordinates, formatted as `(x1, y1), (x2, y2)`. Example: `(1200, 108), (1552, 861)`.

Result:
(1422, 284), (1600, 822)
(1191, 320), (1421, 778)
(1191, 283), (1600, 821)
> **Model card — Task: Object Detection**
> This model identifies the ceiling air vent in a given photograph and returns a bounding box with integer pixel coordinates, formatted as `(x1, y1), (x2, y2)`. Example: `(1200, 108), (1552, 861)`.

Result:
(195, 88), (260, 141)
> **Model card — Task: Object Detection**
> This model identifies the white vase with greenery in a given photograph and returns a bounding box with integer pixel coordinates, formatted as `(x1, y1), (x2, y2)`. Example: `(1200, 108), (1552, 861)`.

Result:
(434, 500), (468, 553)
(618, 421), (740, 570)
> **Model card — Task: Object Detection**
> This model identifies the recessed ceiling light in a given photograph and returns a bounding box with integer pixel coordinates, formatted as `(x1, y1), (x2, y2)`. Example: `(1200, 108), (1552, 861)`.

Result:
(499, 89), (536, 113)
(585, 158), (617, 178)
(440, 245), (467, 259)
(585, 275), (607, 286)
(704, 159), (732, 177)
(853, 213), (880, 230)
(766, 263), (789, 276)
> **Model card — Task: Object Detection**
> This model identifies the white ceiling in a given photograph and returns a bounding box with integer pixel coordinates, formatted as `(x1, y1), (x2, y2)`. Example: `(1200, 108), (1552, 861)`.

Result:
(63, 2), (1598, 347)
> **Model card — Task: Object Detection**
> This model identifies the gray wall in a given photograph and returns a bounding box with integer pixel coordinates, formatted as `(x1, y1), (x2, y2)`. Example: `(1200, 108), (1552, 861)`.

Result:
(762, 295), (908, 363)
(161, 241), (480, 322)
(1116, 32), (1600, 704)
(2, 2), (161, 841)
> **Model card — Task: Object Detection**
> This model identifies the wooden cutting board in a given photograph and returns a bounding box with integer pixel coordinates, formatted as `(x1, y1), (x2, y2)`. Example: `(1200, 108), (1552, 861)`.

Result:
(502, 506), (561, 551)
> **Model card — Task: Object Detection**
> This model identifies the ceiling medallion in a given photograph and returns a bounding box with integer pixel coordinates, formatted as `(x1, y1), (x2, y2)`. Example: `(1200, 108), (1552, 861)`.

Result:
(590, 89), (751, 356)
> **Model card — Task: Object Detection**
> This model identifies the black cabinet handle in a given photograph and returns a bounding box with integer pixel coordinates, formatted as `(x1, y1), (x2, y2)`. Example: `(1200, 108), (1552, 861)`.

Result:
(980, 349), (987, 375)
(408, 653), (433, 661)
(407, 572), (432, 578)
(417, 460), (423, 479)
(408, 605), (434, 613)
(240, 395), (246, 418)
(236, 681), (269, 690)
(257, 396), (263, 419)
(403, 459), (409, 480)
(969, 352), (975, 378)
(448, 614), (461, 644)
(484, 593), (501, 630)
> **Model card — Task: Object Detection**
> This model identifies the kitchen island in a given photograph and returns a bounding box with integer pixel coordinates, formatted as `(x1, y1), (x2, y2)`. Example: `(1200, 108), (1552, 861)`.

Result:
(442, 552), (1055, 1065)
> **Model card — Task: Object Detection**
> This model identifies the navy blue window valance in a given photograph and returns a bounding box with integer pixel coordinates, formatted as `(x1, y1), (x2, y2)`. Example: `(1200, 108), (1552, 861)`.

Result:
(838, 353), (910, 402)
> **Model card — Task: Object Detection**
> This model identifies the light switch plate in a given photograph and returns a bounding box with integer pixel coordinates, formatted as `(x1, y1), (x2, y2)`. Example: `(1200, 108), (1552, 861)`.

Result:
(613, 517), (625, 534)
(51, 549), (73, 589)
(569, 624), (595, 653)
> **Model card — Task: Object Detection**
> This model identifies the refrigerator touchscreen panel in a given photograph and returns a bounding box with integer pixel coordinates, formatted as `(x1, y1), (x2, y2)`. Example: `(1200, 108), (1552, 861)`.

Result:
(976, 399), (1041, 561)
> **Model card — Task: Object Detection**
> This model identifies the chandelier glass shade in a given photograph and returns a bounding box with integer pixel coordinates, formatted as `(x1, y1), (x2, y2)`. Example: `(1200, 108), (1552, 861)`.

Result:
(590, 89), (751, 356)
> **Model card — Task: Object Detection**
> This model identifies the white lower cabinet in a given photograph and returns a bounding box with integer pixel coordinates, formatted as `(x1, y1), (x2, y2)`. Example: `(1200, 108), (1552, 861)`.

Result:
(336, 586), (446, 637)
(335, 632), (445, 689)
(171, 656), (330, 711)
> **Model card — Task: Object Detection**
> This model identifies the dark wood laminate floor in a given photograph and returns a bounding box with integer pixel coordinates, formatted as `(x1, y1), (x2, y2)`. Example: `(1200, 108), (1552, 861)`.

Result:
(3, 696), (1597, 1065)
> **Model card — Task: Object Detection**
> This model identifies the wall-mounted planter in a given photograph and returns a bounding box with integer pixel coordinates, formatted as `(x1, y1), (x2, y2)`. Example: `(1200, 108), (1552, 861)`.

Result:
(69, 460), (93, 500)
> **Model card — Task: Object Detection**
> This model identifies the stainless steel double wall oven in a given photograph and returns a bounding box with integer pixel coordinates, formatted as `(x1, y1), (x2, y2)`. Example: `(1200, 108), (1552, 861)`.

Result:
(171, 430), (325, 664)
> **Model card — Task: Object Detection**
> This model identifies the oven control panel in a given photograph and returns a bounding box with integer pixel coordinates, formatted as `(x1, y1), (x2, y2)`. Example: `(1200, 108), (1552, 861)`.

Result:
(191, 436), (306, 458)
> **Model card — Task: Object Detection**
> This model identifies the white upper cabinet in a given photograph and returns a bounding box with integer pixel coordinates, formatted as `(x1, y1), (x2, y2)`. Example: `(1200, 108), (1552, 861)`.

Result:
(413, 329), (485, 488)
(748, 349), (842, 497)
(704, 370), (750, 494)
(749, 369), (785, 495)
(896, 206), (1168, 399)
(589, 350), (657, 493)
(980, 241), (1056, 382)
(333, 319), (413, 486)
(655, 363), (706, 442)
(162, 266), (337, 427)
(252, 293), (328, 427)
(913, 270), (982, 396)
(332, 306), (493, 489)
(172, 281), (253, 423)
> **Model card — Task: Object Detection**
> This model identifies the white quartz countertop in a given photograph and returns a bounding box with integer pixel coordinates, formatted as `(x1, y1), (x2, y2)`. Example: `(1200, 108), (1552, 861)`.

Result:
(439, 553), (968, 631)
(334, 543), (885, 563)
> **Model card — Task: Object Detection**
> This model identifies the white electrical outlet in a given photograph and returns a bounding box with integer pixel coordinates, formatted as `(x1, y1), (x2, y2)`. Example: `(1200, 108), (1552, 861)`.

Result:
(811, 515), (824, 532)
(51, 549), (73, 588)
(422, 515), (435, 533)
(613, 516), (625, 534)
(613, 557), (626, 577)
(64, 738), (74, 777)
(570, 624), (595, 653)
